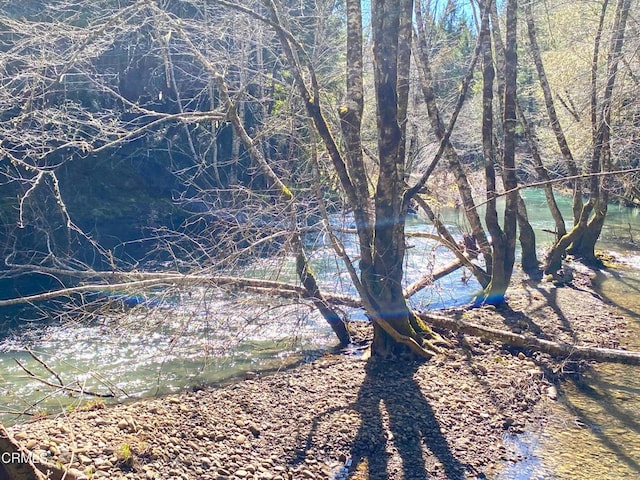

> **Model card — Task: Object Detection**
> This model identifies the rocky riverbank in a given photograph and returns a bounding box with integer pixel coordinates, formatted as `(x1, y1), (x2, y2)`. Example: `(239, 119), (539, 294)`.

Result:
(5, 266), (633, 480)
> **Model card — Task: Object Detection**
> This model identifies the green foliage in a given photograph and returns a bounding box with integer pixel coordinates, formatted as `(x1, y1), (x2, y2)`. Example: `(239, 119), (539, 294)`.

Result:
(116, 442), (134, 469)
(81, 399), (106, 411)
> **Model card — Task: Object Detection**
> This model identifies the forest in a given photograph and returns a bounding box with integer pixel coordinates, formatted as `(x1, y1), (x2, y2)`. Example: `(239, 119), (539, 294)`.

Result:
(1, 0), (640, 479)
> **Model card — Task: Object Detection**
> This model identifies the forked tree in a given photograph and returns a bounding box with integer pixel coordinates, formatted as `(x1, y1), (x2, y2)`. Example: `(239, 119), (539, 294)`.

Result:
(1, 0), (637, 369)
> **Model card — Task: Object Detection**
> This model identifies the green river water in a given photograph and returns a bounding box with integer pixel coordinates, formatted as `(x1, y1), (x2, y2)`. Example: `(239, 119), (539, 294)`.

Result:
(498, 193), (640, 480)
(1, 189), (639, 479)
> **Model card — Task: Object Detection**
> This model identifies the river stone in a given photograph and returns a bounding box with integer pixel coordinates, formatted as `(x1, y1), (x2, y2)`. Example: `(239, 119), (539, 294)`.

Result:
(235, 434), (247, 444)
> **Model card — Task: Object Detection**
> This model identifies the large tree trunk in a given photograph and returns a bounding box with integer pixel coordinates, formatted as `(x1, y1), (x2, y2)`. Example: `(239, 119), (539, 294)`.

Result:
(367, 0), (420, 358)
(487, 0), (538, 275)
(499, 0), (520, 295)
(570, 0), (631, 261)
(479, 0), (504, 303)
(477, 0), (519, 304)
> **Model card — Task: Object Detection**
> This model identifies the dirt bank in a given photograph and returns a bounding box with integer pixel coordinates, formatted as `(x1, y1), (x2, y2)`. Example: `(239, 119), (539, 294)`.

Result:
(5, 266), (632, 480)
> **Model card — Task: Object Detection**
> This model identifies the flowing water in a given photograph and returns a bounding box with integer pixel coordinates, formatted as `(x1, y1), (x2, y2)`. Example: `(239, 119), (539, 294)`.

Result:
(0, 210), (478, 423)
(0, 190), (639, 480)
(497, 192), (640, 480)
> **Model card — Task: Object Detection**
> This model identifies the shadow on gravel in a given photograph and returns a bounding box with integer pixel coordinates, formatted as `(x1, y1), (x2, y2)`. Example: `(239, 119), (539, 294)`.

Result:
(347, 360), (468, 480)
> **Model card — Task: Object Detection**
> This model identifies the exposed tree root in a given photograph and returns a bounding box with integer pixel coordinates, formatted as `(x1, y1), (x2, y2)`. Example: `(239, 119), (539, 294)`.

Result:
(420, 312), (640, 366)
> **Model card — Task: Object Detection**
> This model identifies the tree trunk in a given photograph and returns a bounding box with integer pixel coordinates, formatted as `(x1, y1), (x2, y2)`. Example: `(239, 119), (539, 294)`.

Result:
(516, 100), (567, 239)
(499, 0), (520, 293)
(366, 0), (420, 358)
(517, 194), (539, 274)
(479, 0), (505, 304)
(413, 1), (493, 276)
(477, 0), (520, 304)
(570, 0), (631, 261)
(545, 202), (594, 274)
(525, 1), (582, 225)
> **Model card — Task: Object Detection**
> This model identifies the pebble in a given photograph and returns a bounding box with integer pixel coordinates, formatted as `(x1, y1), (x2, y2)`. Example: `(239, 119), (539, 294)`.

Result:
(5, 290), (614, 480)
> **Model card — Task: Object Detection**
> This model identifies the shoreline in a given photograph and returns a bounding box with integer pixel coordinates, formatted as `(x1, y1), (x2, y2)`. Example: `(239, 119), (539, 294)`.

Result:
(4, 266), (634, 480)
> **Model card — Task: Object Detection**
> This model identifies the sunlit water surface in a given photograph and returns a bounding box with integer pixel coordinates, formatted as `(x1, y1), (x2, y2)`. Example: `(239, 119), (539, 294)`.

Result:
(0, 211), (478, 423)
(498, 192), (640, 480)
(1, 190), (639, 480)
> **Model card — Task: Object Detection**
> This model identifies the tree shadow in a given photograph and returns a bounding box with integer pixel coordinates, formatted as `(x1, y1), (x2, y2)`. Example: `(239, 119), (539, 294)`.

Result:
(493, 302), (548, 339)
(534, 286), (576, 339)
(555, 371), (640, 474)
(347, 360), (468, 480)
(591, 268), (640, 320)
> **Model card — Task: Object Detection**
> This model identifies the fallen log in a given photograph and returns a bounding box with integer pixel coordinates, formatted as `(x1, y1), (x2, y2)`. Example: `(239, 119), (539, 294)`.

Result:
(4, 269), (640, 365)
(421, 312), (640, 366)
(404, 255), (474, 299)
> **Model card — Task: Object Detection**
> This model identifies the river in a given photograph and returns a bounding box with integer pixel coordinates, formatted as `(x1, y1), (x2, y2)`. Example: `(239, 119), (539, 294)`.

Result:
(0, 204), (479, 422)
(498, 192), (640, 479)
(0, 190), (639, 479)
